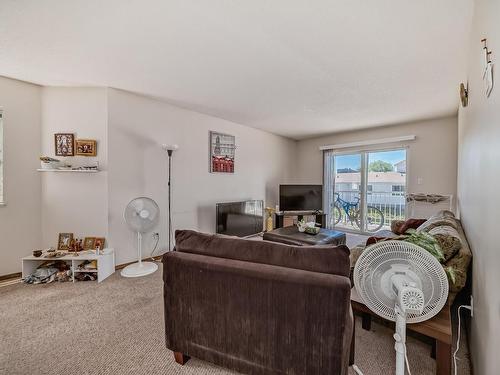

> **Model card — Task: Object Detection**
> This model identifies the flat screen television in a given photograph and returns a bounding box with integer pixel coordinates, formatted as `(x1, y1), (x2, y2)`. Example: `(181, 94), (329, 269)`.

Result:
(279, 184), (323, 212)
(216, 200), (264, 237)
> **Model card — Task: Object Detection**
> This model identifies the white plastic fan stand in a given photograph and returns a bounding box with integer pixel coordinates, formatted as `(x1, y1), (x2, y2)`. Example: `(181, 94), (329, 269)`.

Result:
(121, 232), (158, 277)
(394, 305), (407, 375)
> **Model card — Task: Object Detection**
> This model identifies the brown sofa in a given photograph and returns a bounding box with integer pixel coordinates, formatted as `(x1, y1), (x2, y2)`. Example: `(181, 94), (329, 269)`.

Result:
(163, 230), (354, 375)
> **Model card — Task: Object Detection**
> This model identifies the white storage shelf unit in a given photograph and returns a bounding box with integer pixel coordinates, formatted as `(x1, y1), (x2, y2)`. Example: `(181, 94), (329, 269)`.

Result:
(22, 248), (115, 283)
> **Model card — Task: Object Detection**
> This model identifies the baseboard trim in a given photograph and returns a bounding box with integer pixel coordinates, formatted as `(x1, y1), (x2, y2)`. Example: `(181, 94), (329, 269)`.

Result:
(0, 272), (21, 282)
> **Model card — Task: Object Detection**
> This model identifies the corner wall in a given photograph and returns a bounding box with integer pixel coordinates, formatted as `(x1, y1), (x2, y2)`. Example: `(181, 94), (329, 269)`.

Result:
(457, 0), (500, 373)
(107, 89), (296, 265)
(295, 116), (458, 198)
(0, 76), (41, 275)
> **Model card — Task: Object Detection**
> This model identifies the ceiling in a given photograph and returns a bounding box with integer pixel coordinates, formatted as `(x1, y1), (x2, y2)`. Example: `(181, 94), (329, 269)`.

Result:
(0, 0), (473, 139)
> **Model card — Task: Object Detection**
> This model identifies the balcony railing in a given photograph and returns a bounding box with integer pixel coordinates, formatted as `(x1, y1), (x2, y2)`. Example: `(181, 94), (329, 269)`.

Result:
(328, 190), (406, 232)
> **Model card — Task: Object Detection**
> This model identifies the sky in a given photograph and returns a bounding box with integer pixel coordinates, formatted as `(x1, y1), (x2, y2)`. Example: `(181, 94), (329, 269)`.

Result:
(335, 149), (406, 171)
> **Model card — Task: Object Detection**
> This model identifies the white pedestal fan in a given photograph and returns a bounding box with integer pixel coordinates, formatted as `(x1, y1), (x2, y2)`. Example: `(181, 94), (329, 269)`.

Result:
(121, 197), (160, 278)
(353, 240), (449, 375)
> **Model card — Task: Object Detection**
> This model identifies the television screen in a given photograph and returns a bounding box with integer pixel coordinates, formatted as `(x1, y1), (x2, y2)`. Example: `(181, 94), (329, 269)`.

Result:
(216, 200), (264, 237)
(279, 184), (323, 212)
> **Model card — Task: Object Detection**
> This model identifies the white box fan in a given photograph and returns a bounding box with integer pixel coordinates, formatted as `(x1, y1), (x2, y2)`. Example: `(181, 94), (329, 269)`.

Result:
(353, 240), (449, 375)
(121, 197), (160, 278)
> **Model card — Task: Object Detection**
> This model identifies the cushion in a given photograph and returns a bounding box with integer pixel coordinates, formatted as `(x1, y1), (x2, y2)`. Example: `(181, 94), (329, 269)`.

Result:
(175, 230), (350, 277)
(428, 226), (463, 262)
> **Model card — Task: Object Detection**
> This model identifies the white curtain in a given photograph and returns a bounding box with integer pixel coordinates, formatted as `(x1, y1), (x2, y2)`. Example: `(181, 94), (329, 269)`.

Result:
(323, 150), (335, 229)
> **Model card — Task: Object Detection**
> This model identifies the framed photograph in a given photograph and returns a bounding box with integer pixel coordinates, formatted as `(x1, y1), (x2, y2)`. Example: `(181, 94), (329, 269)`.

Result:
(83, 237), (96, 250)
(54, 133), (75, 156)
(94, 237), (105, 250)
(209, 131), (235, 173)
(58, 233), (74, 251)
(75, 139), (97, 156)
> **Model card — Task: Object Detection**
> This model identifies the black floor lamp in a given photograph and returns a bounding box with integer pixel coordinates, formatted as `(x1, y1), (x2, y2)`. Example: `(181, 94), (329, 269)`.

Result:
(162, 144), (178, 251)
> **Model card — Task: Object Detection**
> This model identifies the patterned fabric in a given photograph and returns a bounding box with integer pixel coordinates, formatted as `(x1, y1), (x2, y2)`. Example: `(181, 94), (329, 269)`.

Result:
(416, 217), (458, 232)
(391, 220), (405, 234)
(446, 246), (471, 295)
(428, 226), (463, 262)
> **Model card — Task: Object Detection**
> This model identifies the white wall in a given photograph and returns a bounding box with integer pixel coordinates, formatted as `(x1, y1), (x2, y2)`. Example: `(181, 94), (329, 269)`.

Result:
(107, 89), (296, 265)
(457, 0), (500, 373)
(40, 87), (108, 248)
(295, 116), (458, 198)
(0, 76), (41, 275)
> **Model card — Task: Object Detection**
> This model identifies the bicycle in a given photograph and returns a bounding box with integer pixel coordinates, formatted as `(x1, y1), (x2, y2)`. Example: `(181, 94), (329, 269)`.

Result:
(331, 192), (385, 232)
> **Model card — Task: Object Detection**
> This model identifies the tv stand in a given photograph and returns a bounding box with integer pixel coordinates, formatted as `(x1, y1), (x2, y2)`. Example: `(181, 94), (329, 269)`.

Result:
(274, 211), (326, 229)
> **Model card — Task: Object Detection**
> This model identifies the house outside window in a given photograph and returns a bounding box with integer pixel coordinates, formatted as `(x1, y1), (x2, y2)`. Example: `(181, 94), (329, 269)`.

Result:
(392, 184), (404, 196)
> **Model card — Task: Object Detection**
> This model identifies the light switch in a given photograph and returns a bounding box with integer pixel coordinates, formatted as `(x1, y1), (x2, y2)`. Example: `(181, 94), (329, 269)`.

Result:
(417, 177), (423, 185)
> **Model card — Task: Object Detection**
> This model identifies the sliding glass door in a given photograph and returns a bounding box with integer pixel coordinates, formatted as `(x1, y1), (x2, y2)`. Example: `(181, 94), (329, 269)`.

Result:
(324, 148), (407, 233)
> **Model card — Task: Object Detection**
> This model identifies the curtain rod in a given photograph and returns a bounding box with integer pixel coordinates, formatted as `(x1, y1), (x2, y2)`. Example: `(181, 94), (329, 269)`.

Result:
(319, 135), (416, 151)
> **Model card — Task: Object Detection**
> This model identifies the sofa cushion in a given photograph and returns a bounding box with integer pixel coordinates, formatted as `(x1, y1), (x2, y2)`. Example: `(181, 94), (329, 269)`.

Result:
(175, 230), (350, 278)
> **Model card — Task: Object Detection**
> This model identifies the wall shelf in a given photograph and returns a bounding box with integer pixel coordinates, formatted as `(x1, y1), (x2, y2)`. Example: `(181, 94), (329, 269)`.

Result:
(37, 169), (99, 173)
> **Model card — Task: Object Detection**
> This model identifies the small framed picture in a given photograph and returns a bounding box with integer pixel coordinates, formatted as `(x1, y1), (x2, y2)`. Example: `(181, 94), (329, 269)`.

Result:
(58, 233), (74, 251)
(94, 237), (105, 250)
(83, 237), (96, 250)
(209, 131), (235, 173)
(75, 139), (97, 156)
(55, 134), (75, 156)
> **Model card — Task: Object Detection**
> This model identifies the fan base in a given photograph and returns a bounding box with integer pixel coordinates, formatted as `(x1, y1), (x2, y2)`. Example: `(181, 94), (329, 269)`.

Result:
(121, 261), (158, 277)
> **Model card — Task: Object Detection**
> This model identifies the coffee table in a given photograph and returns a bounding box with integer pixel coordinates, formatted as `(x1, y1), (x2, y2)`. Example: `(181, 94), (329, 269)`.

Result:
(263, 226), (346, 246)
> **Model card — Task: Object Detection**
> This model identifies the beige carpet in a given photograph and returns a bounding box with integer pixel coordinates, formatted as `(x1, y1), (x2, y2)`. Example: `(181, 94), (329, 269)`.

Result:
(0, 262), (471, 375)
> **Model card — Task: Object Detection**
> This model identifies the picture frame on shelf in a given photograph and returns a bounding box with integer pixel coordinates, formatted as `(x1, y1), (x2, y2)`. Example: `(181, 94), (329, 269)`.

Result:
(75, 139), (97, 156)
(58, 233), (74, 251)
(83, 237), (96, 250)
(94, 237), (105, 250)
(54, 133), (75, 156)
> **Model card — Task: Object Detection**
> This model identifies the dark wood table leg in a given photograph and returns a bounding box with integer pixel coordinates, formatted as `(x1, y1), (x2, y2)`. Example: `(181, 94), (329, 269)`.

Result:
(349, 321), (355, 366)
(361, 312), (372, 331)
(436, 340), (451, 375)
(431, 339), (436, 359)
(174, 352), (190, 365)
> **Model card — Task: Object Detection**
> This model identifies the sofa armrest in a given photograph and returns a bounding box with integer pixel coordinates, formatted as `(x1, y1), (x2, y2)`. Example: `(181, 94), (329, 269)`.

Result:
(163, 251), (353, 375)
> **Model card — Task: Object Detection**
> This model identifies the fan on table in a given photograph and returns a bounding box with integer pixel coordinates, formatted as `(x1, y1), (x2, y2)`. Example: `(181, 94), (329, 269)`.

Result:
(353, 240), (449, 375)
(121, 197), (160, 278)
